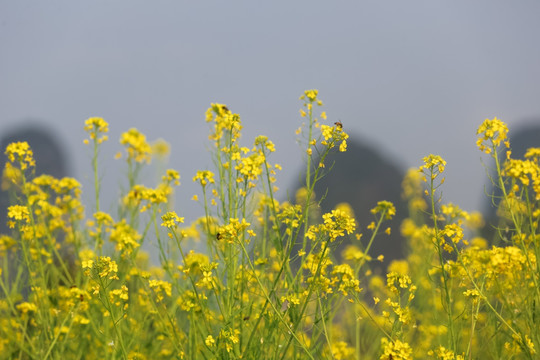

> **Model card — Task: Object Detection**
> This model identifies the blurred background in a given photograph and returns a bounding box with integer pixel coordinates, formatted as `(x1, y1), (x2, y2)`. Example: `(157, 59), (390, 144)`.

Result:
(2, 1), (540, 260)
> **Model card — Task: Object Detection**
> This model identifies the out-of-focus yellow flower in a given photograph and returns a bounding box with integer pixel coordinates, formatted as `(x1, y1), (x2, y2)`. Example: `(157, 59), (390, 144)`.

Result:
(334, 202), (355, 219)
(151, 138), (170, 159)
(109, 285), (129, 306)
(162, 169), (180, 186)
(326, 340), (354, 360)
(149, 279), (172, 302)
(7, 205), (30, 228)
(370, 201), (396, 220)
(205, 335), (215, 347)
(120, 128), (152, 163)
(388, 260), (409, 276)
(84, 256), (119, 280)
(428, 346), (465, 360)
(380, 337), (412, 360)
(16, 302), (38, 314)
(5, 141), (35, 170)
(110, 220), (141, 255)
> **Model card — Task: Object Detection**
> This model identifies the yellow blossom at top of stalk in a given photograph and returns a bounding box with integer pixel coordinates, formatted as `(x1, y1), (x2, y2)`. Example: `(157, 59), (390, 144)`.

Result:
(162, 169), (180, 186)
(216, 218), (251, 243)
(254, 135), (276, 152)
(161, 211), (185, 228)
(83, 256), (119, 280)
(119, 128), (152, 163)
(205, 103), (242, 144)
(476, 117), (509, 154)
(418, 154), (446, 182)
(321, 209), (356, 241)
(5, 141), (35, 170)
(440, 203), (470, 221)
(93, 211), (114, 226)
(193, 170), (215, 187)
(370, 201), (396, 220)
(84, 117), (109, 144)
(299, 89), (322, 104)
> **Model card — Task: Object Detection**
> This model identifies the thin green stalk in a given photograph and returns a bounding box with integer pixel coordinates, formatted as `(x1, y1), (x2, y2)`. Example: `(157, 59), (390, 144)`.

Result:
(237, 240), (314, 359)
(316, 294), (334, 359)
(97, 277), (128, 360)
(428, 174), (456, 352)
(92, 138), (101, 213)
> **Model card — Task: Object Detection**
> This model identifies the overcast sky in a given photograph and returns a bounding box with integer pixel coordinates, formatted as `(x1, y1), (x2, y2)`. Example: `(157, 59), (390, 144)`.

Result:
(2, 1), (540, 223)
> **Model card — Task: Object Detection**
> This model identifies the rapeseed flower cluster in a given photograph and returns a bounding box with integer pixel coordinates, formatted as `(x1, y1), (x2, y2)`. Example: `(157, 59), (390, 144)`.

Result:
(1, 99), (539, 359)
(5, 141), (35, 170)
(119, 128), (152, 164)
(84, 117), (109, 144)
(476, 117), (509, 154)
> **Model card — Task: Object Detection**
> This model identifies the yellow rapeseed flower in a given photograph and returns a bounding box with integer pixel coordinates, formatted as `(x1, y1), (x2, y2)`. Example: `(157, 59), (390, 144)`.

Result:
(120, 128), (152, 163)
(7, 205), (30, 228)
(476, 117), (509, 154)
(370, 201), (396, 220)
(419, 154), (446, 179)
(161, 211), (184, 228)
(110, 220), (141, 255)
(149, 279), (172, 302)
(193, 170), (215, 187)
(205, 335), (215, 347)
(5, 141), (35, 170)
(151, 138), (170, 159)
(380, 338), (412, 360)
(84, 117), (109, 144)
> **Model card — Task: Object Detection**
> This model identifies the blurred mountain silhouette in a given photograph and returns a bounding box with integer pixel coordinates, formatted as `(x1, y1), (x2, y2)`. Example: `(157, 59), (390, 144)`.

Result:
(289, 137), (408, 272)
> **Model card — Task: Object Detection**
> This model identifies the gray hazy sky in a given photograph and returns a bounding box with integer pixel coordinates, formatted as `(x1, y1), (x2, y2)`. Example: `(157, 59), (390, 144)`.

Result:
(2, 1), (540, 222)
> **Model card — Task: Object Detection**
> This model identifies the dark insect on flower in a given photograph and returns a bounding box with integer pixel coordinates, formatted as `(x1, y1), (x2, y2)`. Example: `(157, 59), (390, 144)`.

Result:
(80, 294), (84, 302)
(243, 316), (250, 321)
(334, 121), (343, 129)
(216, 232), (223, 241)
(222, 106), (229, 112)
